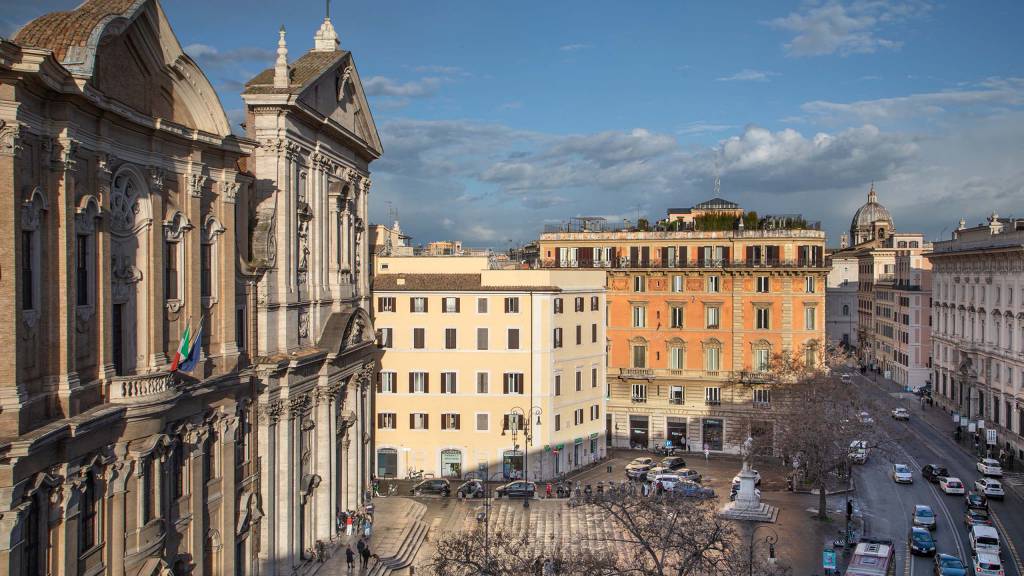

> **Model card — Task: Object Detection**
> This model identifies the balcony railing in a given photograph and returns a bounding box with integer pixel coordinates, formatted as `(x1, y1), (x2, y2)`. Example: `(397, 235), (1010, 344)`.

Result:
(739, 371), (776, 385)
(704, 399), (721, 406)
(542, 258), (828, 270)
(108, 371), (179, 404)
(669, 397), (683, 405)
(631, 396), (648, 404)
(618, 367), (734, 381)
(620, 368), (655, 379)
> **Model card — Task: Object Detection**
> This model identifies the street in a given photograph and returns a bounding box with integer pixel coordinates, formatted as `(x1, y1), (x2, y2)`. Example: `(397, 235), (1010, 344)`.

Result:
(852, 372), (1024, 576)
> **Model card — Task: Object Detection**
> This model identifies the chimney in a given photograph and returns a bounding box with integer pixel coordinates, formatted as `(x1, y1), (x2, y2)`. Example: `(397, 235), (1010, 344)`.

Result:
(273, 26), (289, 89)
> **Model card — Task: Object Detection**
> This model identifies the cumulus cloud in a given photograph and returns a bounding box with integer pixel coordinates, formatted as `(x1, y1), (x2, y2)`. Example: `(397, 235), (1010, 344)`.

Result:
(766, 0), (930, 57)
(183, 43), (274, 64)
(716, 69), (779, 82)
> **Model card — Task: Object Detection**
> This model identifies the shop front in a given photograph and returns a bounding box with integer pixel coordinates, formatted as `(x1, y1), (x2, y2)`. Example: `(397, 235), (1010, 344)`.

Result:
(666, 417), (687, 450)
(629, 415), (649, 449)
(376, 448), (398, 478)
(440, 449), (463, 478)
(589, 432), (599, 459)
(702, 418), (724, 452)
(573, 438), (583, 468)
(502, 450), (524, 480)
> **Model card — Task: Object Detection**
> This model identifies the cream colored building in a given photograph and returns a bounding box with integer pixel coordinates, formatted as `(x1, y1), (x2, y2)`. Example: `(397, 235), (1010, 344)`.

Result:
(372, 257), (607, 481)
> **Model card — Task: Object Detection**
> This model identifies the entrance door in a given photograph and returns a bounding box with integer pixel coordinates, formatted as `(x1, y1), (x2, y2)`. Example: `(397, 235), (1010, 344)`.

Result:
(112, 304), (124, 375)
(702, 418), (724, 451)
(666, 418), (687, 449)
(573, 441), (581, 468)
(441, 449), (462, 478)
(502, 451), (523, 479)
(629, 416), (649, 449)
(606, 414), (613, 447)
(376, 448), (397, 478)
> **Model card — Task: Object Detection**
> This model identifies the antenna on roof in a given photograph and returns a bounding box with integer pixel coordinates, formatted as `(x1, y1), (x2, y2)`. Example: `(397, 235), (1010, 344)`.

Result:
(326, 0), (331, 19)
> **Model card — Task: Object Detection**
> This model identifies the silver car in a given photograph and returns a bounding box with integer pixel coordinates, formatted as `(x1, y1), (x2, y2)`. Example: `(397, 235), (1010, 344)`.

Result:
(912, 504), (936, 530)
(675, 468), (702, 483)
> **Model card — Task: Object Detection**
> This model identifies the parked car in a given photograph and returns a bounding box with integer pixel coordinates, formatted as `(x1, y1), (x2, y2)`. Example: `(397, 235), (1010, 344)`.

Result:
(973, 552), (1005, 576)
(911, 504), (935, 530)
(933, 553), (968, 576)
(892, 464), (914, 484)
(939, 476), (965, 495)
(974, 478), (1005, 499)
(840, 374), (853, 384)
(858, 411), (875, 424)
(965, 491), (988, 510)
(964, 508), (993, 528)
(625, 462), (653, 481)
(661, 456), (687, 470)
(671, 480), (715, 499)
(977, 458), (1004, 477)
(652, 473), (682, 491)
(849, 440), (869, 464)
(922, 464), (949, 483)
(729, 483), (761, 501)
(732, 469), (762, 486)
(646, 466), (670, 477)
(411, 479), (451, 497)
(456, 479), (485, 498)
(891, 407), (911, 420)
(908, 526), (936, 556)
(495, 481), (536, 499)
(628, 457), (654, 467)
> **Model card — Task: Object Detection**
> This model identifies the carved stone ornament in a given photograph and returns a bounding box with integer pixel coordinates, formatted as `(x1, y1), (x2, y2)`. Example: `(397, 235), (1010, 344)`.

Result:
(257, 401), (285, 426)
(221, 181), (240, 203)
(357, 361), (376, 388)
(0, 119), (22, 156)
(111, 169), (150, 236)
(298, 309), (310, 339)
(189, 171), (208, 198)
(148, 166), (165, 191)
(163, 211), (193, 242)
(288, 394), (312, 418)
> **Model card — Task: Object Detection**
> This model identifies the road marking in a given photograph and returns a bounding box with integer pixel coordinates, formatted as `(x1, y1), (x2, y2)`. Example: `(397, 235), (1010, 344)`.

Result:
(992, 509), (1024, 575)
(904, 543), (912, 575)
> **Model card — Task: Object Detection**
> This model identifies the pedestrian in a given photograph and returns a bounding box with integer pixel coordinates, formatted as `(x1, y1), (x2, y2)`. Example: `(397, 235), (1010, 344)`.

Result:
(364, 519), (373, 538)
(642, 481), (650, 497)
(545, 482), (552, 499)
(543, 558), (555, 576)
(345, 546), (355, 572)
(346, 513), (354, 536)
(360, 542), (372, 568)
(703, 447), (710, 461)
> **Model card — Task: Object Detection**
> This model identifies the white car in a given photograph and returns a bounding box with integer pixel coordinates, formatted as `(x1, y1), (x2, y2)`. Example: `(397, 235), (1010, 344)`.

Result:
(840, 374), (853, 384)
(892, 464), (913, 484)
(975, 478), (1005, 499)
(977, 458), (1004, 477)
(732, 469), (762, 486)
(858, 411), (874, 424)
(940, 476), (966, 495)
(652, 473), (682, 490)
(891, 408), (910, 420)
(973, 551), (1005, 576)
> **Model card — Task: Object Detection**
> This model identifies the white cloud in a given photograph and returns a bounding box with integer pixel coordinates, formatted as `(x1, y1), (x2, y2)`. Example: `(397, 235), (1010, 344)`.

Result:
(766, 1), (930, 57)
(677, 122), (736, 135)
(363, 76), (444, 98)
(559, 43), (593, 52)
(715, 69), (779, 82)
(802, 78), (1024, 121)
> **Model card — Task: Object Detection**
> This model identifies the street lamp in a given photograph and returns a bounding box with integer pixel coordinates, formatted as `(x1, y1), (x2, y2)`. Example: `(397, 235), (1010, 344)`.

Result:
(502, 405), (542, 508)
(477, 470), (508, 575)
(747, 524), (779, 576)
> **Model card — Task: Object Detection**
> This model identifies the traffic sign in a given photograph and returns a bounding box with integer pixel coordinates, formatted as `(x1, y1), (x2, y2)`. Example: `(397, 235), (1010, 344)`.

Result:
(978, 420), (986, 429)
(823, 548), (837, 570)
(987, 429), (997, 445)
(953, 412), (960, 423)
(960, 416), (969, 427)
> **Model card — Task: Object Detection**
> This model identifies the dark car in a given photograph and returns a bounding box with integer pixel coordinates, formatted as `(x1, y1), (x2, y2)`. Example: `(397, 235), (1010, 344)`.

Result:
(495, 481), (536, 499)
(410, 479), (450, 497)
(908, 527), (936, 556)
(933, 553), (967, 576)
(661, 456), (687, 470)
(921, 464), (949, 483)
(964, 491), (988, 510)
(670, 481), (715, 499)
(456, 479), (484, 498)
(964, 508), (993, 528)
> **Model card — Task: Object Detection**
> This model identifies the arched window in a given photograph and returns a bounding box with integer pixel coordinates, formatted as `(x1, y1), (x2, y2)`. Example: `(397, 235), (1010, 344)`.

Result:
(109, 167), (153, 375)
(201, 215), (226, 308)
(842, 304), (850, 316)
(752, 340), (771, 372)
(20, 187), (47, 323)
(75, 196), (100, 312)
(667, 338), (686, 370)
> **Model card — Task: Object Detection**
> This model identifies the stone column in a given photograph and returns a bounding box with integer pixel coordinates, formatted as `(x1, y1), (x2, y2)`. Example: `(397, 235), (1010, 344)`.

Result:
(54, 138), (82, 414)
(220, 416), (240, 576)
(314, 386), (333, 542)
(186, 426), (210, 576)
(256, 400), (281, 576)
(106, 459), (134, 576)
(60, 477), (80, 576)
(278, 403), (297, 574)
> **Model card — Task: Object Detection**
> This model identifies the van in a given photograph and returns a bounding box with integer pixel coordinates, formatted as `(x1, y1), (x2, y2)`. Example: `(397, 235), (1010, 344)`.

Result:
(849, 440), (868, 464)
(970, 525), (1001, 556)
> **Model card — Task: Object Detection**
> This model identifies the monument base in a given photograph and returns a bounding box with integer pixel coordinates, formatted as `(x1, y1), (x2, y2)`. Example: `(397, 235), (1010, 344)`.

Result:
(718, 501), (779, 523)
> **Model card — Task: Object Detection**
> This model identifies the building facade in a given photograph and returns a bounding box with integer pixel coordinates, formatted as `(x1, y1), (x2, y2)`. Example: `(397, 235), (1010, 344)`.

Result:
(929, 215), (1024, 463)
(241, 16), (381, 576)
(0, 2), (259, 574)
(538, 208), (828, 455)
(372, 257), (607, 481)
(826, 251), (859, 349)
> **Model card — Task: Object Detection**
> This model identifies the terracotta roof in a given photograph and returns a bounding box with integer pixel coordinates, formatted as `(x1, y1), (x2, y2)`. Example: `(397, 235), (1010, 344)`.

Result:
(373, 274), (561, 293)
(243, 50), (348, 95)
(14, 0), (141, 62)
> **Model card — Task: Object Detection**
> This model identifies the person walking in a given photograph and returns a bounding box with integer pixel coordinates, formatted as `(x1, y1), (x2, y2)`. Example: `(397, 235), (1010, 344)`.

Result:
(359, 541), (372, 569)
(545, 482), (552, 499)
(345, 546), (355, 573)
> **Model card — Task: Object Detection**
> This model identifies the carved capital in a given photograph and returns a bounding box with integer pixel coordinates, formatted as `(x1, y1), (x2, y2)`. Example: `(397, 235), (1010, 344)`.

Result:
(288, 393), (312, 418)
(0, 120), (22, 156)
(257, 401), (284, 426)
(221, 181), (240, 203)
(148, 166), (165, 191)
(189, 171), (208, 198)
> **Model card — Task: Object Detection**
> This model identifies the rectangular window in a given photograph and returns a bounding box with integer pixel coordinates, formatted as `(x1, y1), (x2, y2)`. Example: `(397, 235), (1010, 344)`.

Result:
(592, 367), (598, 388)
(442, 297), (460, 313)
(411, 297), (428, 313)
(670, 346), (685, 369)
(555, 375), (561, 396)
(633, 306), (646, 328)
(670, 385), (684, 404)
(576, 325), (582, 345)
(553, 327), (563, 348)
(503, 372), (524, 394)
(670, 306), (684, 328)
(76, 235), (89, 306)
(672, 275), (683, 293)
(705, 306), (720, 329)
(165, 241), (178, 300)
(476, 372), (489, 394)
(574, 409), (584, 426)
(504, 297), (520, 313)
(575, 297), (584, 312)
(476, 413), (489, 431)
(753, 389), (771, 405)
(554, 298), (564, 314)
(441, 413), (461, 430)
(632, 383), (647, 403)
(756, 307), (770, 330)
(756, 276), (769, 293)
(477, 297), (488, 313)
(377, 327), (393, 348)
(445, 328), (457, 349)
(590, 405), (599, 420)
(632, 345), (647, 368)
(236, 305), (246, 351)
(507, 328), (520, 350)
(200, 242), (213, 299)
(410, 413), (429, 430)
(634, 275), (646, 292)
(410, 372), (429, 393)
(590, 296), (599, 311)
(575, 370), (582, 391)
(705, 387), (721, 405)
(413, 328), (426, 349)
(707, 276), (720, 293)
(555, 414), (561, 432)
(377, 413), (397, 429)
(377, 296), (397, 312)
(805, 276), (816, 293)
(477, 327), (488, 350)
(805, 307), (816, 330)
(705, 348), (721, 372)
(141, 459), (154, 523)
(379, 372), (396, 393)
(753, 348), (770, 372)
(441, 372), (457, 394)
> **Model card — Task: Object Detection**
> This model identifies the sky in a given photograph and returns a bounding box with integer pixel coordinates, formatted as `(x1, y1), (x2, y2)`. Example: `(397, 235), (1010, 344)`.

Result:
(3, 0), (1023, 248)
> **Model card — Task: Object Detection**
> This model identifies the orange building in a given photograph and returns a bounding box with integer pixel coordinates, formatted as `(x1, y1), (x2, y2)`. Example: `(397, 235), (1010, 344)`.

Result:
(538, 224), (828, 454)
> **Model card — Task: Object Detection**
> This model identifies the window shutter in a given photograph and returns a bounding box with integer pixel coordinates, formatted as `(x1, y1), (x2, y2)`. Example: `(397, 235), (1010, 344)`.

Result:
(679, 246), (687, 265)
(408, 373), (414, 393)
(424, 373), (430, 394)
(450, 374), (456, 394)
(424, 414), (429, 429)
(722, 247), (730, 262)
(455, 414), (461, 430)
(641, 246), (650, 266)
(554, 247), (562, 267)
(629, 247), (639, 266)
(519, 377), (525, 394)
(410, 298), (415, 313)
(377, 413), (382, 428)
(503, 373), (509, 394)
(503, 414), (509, 431)
(376, 373), (382, 394)
(409, 414), (415, 429)
(423, 298), (428, 313)
(455, 298), (461, 313)
(660, 246), (669, 265)
(504, 298), (510, 313)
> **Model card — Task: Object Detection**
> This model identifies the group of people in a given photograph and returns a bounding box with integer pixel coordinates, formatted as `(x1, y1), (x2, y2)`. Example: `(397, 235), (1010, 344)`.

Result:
(344, 537), (375, 573)
(337, 506), (374, 538)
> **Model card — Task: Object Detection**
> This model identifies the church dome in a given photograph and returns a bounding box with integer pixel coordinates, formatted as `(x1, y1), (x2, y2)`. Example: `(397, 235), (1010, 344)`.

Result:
(849, 184), (894, 244)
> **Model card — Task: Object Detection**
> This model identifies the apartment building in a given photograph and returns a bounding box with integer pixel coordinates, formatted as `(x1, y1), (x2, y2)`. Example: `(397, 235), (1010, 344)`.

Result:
(537, 204), (828, 454)
(826, 250), (859, 349)
(929, 214), (1024, 463)
(372, 257), (606, 481)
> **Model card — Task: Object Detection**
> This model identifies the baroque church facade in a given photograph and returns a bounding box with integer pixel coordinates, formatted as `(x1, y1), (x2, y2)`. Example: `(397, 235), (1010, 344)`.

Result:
(0, 1), (379, 575)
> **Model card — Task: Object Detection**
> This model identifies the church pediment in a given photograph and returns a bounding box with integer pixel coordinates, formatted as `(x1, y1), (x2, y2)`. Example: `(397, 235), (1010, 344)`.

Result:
(296, 54), (383, 157)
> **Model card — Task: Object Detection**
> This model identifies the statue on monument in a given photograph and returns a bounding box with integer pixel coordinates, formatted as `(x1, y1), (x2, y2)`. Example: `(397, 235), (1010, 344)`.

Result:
(740, 435), (754, 471)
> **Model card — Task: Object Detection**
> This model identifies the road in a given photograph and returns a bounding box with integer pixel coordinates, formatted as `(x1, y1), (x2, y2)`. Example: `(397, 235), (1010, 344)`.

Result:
(853, 371), (1024, 576)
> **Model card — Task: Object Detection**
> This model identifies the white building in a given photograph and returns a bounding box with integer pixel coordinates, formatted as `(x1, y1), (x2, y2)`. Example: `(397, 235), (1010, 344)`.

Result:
(827, 251), (859, 349)
(929, 214), (1024, 464)
(241, 15), (382, 575)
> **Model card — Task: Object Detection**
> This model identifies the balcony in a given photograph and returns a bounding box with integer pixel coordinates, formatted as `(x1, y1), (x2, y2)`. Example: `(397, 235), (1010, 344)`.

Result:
(541, 258), (829, 270)
(618, 367), (734, 381)
(704, 399), (721, 406)
(739, 371), (776, 385)
(669, 397), (683, 405)
(620, 367), (655, 380)
(631, 396), (648, 404)
(108, 371), (179, 405)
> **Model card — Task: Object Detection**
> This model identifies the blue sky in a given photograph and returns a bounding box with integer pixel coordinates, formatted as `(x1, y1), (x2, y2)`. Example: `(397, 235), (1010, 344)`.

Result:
(4, 1), (1023, 248)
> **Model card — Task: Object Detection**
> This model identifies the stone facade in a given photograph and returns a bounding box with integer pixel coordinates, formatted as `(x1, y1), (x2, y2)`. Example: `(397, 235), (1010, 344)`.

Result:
(0, 1), (259, 574)
(241, 16), (382, 576)
(826, 252), (858, 349)
(928, 215), (1024, 463)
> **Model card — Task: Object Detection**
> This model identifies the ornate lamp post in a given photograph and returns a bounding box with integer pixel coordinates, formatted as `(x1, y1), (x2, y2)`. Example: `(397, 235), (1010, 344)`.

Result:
(502, 405), (542, 508)
(748, 525), (779, 576)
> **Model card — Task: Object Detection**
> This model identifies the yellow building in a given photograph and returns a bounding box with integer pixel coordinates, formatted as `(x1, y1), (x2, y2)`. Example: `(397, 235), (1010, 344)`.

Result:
(372, 257), (607, 481)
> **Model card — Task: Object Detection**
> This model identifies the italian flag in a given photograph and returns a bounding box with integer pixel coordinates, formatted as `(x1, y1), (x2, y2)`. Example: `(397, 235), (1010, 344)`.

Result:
(170, 319), (192, 372)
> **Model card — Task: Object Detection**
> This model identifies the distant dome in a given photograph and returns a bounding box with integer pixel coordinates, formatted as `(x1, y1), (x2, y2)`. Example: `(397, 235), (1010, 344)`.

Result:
(850, 184), (894, 245)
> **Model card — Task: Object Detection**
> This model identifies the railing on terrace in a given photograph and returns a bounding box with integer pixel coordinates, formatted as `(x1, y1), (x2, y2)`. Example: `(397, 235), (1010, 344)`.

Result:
(108, 371), (178, 404)
(542, 258), (828, 269)
(618, 367), (734, 380)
